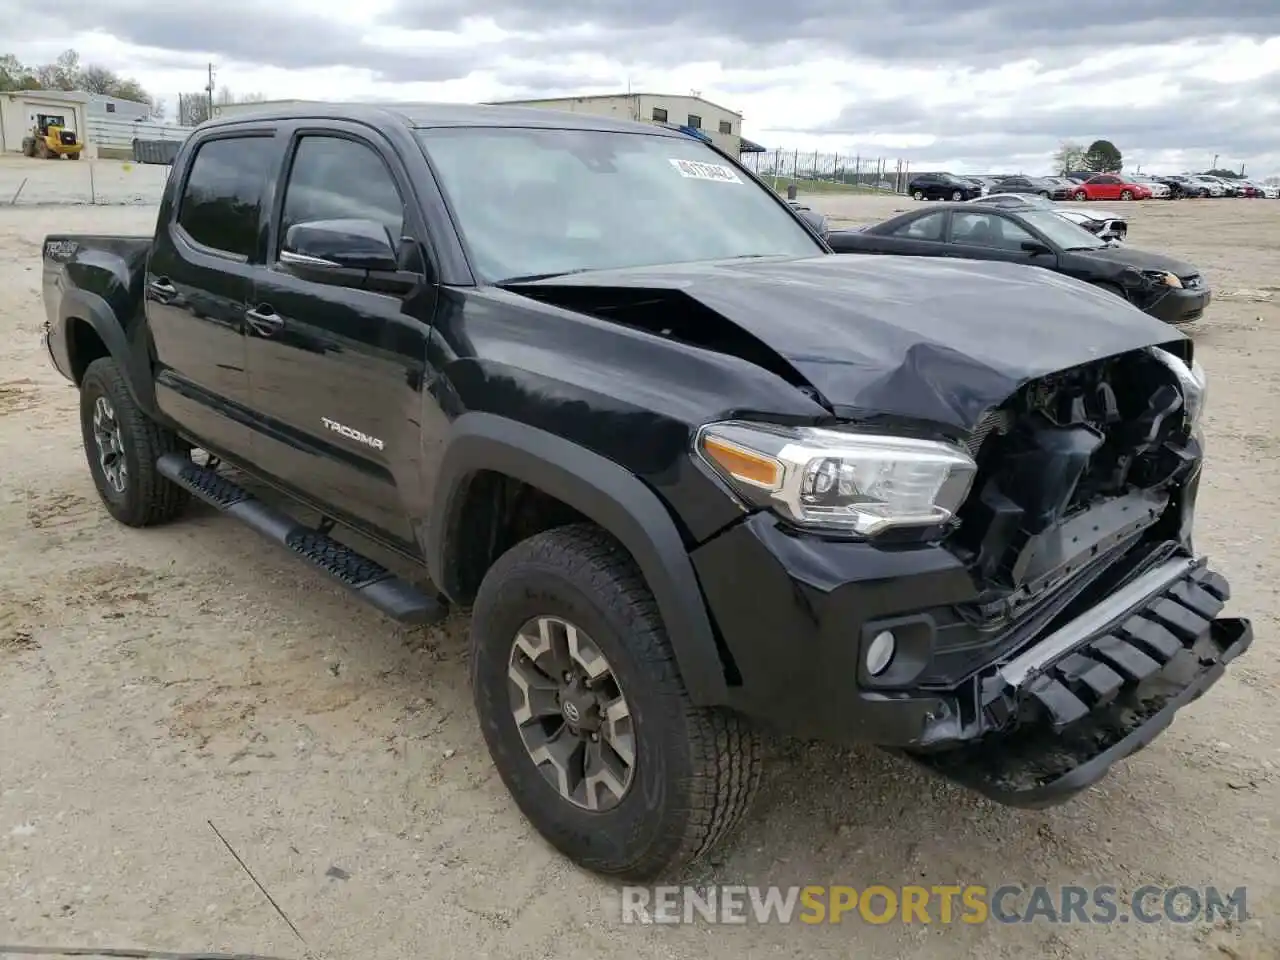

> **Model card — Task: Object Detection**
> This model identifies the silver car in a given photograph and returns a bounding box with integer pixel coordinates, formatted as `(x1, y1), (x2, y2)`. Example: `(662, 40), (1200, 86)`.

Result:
(967, 192), (1128, 241)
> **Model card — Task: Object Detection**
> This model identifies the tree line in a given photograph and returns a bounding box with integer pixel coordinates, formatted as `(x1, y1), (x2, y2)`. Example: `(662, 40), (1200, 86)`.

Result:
(1052, 139), (1251, 178)
(1, 48), (266, 125)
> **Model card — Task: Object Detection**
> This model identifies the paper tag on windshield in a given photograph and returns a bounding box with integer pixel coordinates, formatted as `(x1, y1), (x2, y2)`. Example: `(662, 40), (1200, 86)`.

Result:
(669, 158), (743, 183)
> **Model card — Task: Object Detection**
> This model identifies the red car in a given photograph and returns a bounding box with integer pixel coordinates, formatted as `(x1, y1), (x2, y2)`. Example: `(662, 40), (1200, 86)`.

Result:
(1072, 174), (1153, 201)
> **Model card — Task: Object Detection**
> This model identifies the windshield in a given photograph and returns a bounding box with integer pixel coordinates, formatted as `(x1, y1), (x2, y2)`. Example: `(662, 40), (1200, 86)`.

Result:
(416, 127), (822, 282)
(1018, 210), (1108, 250)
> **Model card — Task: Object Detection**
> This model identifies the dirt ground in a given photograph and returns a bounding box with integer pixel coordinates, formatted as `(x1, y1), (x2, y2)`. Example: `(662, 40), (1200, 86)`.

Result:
(2, 157), (1279, 959)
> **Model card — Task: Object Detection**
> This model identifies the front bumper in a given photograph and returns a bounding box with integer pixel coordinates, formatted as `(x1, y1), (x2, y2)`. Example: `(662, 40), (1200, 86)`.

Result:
(692, 514), (1251, 807)
(1143, 284), (1211, 325)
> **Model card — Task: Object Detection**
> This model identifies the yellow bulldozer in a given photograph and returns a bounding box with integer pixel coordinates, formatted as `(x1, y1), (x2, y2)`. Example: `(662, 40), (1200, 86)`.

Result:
(21, 113), (83, 160)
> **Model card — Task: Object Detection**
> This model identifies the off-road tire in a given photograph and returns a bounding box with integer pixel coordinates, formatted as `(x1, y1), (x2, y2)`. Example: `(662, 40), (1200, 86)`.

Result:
(79, 357), (191, 527)
(470, 523), (762, 880)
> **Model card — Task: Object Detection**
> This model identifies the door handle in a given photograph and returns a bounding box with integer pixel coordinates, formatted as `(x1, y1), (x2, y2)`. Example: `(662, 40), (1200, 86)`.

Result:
(148, 278), (177, 301)
(245, 306), (284, 336)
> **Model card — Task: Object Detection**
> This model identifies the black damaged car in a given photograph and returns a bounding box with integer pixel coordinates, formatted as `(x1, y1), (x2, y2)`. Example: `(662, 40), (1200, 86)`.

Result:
(41, 103), (1249, 880)
(827, 200), (1210, 326)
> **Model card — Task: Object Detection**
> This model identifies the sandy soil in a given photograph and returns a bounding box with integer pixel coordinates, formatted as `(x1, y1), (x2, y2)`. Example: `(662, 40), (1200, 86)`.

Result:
(2, 161), (1278, 959)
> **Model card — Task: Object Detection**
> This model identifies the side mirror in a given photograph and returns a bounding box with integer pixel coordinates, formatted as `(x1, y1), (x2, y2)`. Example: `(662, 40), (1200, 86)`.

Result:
(796, 208), (830, 240)
(282, 218), (400, 272)
(1021, 240), (1053, 256)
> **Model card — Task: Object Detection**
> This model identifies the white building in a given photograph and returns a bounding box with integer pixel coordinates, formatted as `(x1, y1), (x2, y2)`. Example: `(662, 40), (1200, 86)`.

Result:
(87, 93), (151, 121)
(0, 89), (89, 153)
(486, 93), (748, 154)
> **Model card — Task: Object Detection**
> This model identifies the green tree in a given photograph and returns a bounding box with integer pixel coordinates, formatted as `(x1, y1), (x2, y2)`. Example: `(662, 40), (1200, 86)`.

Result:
(1052, 140), (1087, 175)
(1083, 139), (1123, 172)
(0, 49), (154, 106)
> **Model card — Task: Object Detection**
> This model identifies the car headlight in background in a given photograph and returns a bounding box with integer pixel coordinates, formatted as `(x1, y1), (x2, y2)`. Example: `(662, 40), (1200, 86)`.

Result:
(695, 421), (977, 536)
(1150, 347), (1207, 427)
(1143, 270), (1183, 288)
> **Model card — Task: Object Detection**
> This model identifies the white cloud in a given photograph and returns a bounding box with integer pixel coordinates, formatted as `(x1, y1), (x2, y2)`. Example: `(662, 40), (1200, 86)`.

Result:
(3, 1), (1277, 177)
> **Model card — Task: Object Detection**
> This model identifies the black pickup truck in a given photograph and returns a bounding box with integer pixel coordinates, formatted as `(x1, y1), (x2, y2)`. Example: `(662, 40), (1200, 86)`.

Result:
(41, 103), (1251, 880)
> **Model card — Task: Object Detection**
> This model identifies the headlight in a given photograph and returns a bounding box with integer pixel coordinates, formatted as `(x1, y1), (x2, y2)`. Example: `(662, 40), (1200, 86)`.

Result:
(1143, 270), (1182, 288)
(695, 421), (978, 536)
(1149, 347), (1207, 426)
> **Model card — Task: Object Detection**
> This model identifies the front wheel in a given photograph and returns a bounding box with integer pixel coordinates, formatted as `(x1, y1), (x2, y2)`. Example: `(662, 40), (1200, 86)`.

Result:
(1120, 190), (1134, 201)
(79, 357), (191, 527)
(1038, 190), (1050, 198)
(469, 524), (762, 881)
(950, 190), (962, 201)
(1075, 190), (1089, 201)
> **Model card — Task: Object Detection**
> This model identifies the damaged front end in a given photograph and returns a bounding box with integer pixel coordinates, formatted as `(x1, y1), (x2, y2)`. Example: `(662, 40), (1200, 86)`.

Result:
(901, 344), (1253, 806)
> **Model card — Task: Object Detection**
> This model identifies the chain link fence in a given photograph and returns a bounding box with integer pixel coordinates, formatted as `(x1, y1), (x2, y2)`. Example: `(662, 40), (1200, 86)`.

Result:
(2, 157), (170, 207)
(741, 149), (915, 193)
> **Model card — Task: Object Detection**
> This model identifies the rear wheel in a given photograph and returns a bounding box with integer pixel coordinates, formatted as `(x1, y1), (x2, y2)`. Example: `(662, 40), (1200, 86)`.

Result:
(912, 189), (924, 200)
(469, 524), (762, 881)
(79, 357), (191, 527)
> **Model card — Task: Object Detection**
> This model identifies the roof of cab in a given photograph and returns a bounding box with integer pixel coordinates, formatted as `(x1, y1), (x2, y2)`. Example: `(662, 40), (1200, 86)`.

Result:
(199, 101), (685, 138)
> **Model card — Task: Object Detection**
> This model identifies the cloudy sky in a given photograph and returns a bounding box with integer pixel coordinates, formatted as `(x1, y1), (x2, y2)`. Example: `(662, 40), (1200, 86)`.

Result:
(4, 0), (1279, 176)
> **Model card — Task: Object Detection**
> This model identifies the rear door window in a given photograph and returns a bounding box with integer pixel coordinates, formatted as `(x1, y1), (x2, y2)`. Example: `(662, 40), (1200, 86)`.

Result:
(892, 211), (946, 240)
(176, 135), (276, 260)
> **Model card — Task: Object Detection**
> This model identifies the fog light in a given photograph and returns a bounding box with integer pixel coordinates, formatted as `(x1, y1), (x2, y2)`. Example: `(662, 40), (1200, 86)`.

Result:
(866, 630), (896, 676)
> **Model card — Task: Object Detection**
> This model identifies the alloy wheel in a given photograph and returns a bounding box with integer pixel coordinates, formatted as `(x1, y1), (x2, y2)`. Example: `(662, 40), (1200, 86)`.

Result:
(92, 395), (128, 494)
(507, 615), (636, 812)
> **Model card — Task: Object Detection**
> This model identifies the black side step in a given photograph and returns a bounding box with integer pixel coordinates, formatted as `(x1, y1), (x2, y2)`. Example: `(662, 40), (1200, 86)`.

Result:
(157, 453), (446, 626)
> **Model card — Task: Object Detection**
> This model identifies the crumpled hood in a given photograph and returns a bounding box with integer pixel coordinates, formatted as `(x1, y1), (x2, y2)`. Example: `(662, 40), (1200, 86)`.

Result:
(1057, 205), (1122, 222)
(1073, 244), (1200, 277)
(518, 254), (1187, 431)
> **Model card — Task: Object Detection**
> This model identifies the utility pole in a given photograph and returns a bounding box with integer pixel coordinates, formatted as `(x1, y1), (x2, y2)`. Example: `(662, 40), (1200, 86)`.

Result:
(1212, 153), (1218, 170)
(206, 63), (216, 119)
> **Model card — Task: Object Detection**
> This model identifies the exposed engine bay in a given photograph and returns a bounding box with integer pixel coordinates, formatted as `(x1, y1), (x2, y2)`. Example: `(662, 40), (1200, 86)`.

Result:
(951, 347), (1201, 621)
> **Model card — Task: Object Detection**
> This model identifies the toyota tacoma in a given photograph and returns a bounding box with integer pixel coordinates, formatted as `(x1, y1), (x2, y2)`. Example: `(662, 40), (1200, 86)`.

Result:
(40, 103), (1252, 881)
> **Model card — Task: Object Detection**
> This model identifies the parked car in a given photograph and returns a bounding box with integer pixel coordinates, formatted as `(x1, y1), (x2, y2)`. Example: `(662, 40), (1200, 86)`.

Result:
(968, 175), (1005, 194)
(1126, 175), (1172, 199)
(1047, 176), (1083, 194)
(1072, 174), (1153, 202)
(970, 192), (1127, 241)
(993, 175), (1073, 200)
(1185, 175), (1225, 198)
(1197, 175), (1239, 197)
(907, 172), (983, 201)
(1152, 175), (1198, 199)
(39, 102), (1250, 880)
(826, 202), (1210, 326)
(1256, 181), (1280, 199)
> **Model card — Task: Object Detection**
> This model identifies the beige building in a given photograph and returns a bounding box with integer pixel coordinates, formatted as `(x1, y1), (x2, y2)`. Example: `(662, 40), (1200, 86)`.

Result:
(486, 93), (747, 154)
(1, 89), (89, 153)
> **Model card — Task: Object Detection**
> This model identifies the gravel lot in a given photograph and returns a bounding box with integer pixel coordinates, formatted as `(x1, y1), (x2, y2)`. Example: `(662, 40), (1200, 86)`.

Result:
(2, 158), (1278, 960)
